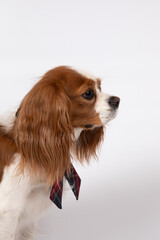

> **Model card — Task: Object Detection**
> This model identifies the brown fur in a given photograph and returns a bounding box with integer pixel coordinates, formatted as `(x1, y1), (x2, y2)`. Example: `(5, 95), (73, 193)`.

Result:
(1, 66), (104, 185)
(0, 125), (17, 181)
(97, 78), (102, 91)
(76, 126), (104, 161)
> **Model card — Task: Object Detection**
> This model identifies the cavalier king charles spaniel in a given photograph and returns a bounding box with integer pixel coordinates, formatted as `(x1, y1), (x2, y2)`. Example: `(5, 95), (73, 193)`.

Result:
(0, 66), (120, 240)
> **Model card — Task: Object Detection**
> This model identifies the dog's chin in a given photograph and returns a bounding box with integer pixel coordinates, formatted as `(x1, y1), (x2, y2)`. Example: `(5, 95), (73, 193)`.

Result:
(110, 109), (118, 120)
(104, 109), (118, 124)
(85, 110), (118, 129)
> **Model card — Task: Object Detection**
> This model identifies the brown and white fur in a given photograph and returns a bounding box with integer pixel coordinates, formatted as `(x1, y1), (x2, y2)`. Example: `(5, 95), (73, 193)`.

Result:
(0, 66), (120, 240)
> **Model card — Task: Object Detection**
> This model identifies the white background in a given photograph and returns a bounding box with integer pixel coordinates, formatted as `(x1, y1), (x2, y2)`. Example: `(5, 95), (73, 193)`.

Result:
(0, 0), (160, 239)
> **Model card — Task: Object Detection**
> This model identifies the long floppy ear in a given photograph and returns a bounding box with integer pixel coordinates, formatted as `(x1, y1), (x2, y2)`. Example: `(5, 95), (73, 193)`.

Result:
(14, 80), (73, 185)
(75, 126), (104, 162)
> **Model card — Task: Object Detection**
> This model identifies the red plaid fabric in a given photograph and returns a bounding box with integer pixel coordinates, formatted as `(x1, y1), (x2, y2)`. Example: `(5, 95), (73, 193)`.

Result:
(50, 180), (63, 209)
(50, 164), (81, 209)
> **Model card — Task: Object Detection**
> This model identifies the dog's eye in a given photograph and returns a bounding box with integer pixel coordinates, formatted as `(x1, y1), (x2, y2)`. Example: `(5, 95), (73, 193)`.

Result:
(82, 90), (95, 100)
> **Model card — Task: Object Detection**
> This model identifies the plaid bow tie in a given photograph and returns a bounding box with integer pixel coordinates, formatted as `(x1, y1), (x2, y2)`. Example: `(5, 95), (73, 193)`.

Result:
(50, 164), (81, 209)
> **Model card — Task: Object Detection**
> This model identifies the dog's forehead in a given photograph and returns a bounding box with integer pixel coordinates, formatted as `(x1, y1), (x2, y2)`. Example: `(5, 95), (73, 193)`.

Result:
(69, 67), (97, 82)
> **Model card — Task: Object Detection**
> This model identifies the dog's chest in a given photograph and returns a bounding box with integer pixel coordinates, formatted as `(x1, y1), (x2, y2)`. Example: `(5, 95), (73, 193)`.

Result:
(17, 184), (52, 229)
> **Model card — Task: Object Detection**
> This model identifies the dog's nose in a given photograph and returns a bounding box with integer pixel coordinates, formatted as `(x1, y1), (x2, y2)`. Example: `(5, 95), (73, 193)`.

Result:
(108, 96), (120, 109)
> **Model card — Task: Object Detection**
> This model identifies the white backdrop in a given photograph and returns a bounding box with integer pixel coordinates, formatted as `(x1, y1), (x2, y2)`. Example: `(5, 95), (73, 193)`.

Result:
(0, 1), (160, 239)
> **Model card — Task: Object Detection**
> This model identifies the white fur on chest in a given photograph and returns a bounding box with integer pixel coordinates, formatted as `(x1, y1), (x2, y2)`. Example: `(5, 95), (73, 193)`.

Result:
(0, 156), (52, 240)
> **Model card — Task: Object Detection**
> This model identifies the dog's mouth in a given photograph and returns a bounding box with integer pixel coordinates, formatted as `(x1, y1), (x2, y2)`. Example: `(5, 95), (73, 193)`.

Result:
(85, 124), (93, 129)
(104, 108), (119, 124)
(84, 109), (118, 129)
(109, 109), (118, 121)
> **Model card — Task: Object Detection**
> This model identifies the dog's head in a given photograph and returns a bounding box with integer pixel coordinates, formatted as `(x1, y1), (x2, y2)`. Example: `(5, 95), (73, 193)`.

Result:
(14, 66), (120, 184)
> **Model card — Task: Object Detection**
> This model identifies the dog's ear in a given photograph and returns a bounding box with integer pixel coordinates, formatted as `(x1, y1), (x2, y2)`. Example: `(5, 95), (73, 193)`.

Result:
(75, 126), (104, 162)
(14, 80), (73, 185)
(15, 107), (20, 117)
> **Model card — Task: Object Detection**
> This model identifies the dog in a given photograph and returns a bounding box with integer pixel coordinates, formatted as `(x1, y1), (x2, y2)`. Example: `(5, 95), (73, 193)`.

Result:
(0, 66), (120, 240)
